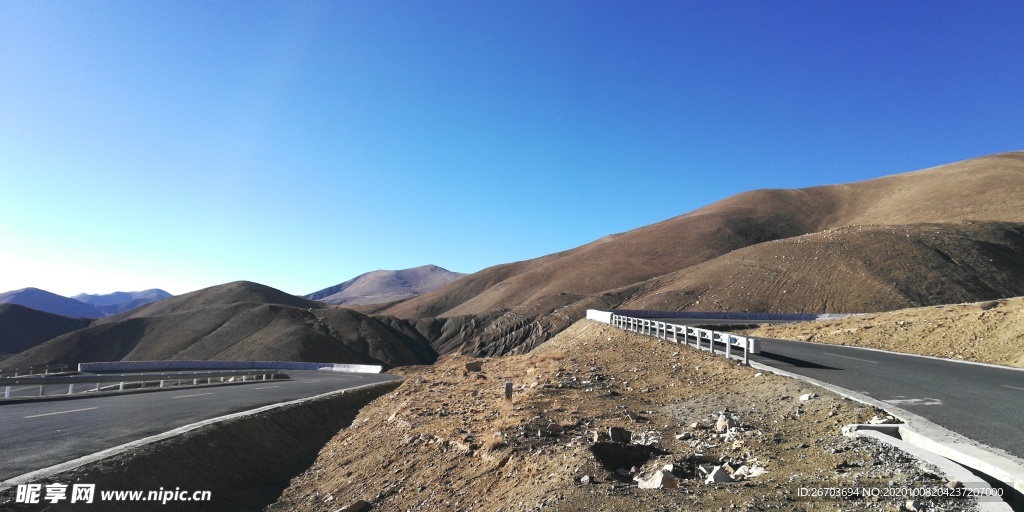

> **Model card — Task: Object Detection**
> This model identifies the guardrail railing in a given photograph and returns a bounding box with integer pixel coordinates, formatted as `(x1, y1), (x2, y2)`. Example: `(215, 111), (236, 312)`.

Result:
(0, 364), (70, 378)
(1, 369), (282, 399)
(610, 313), (759, 365)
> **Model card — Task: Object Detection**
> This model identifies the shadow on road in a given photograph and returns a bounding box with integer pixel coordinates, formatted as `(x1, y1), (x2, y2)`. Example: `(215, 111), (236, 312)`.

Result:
(753, 351), (840, 370)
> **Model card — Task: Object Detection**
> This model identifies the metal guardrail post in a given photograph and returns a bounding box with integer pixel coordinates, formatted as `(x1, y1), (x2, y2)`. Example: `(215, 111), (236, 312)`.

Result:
(725, 335), (732, 359)
(4, 386), (9, 398)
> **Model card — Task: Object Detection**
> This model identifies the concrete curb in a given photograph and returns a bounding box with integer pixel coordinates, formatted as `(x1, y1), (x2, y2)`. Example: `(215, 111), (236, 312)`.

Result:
(0, 377), (402, 492)
(847, 426), (1012, 512)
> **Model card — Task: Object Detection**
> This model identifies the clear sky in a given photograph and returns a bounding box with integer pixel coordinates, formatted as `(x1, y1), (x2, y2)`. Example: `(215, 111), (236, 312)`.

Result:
(1, 1), (1022, 297)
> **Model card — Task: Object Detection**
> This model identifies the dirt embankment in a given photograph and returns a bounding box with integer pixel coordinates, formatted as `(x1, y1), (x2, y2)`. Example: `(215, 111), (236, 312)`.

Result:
(271, 320), (975, 511)
(747, 297), (1024, 368)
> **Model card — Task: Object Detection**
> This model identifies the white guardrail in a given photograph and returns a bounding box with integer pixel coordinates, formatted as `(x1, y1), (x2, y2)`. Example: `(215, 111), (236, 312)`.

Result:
(587, 310), (759, 365)
(0, 369), (282, 399)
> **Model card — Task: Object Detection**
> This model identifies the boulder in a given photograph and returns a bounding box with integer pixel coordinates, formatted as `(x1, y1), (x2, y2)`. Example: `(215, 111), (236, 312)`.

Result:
(715, 414), (738, 432)
(704, 465), (734, 484)
(335, 500), (371, 512)
(638, 469), (679, 489)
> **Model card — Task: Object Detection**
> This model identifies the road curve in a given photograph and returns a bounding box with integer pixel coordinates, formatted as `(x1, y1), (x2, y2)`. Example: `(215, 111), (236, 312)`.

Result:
(645, 317), (1024, 460)
(0, 371), (400, 481)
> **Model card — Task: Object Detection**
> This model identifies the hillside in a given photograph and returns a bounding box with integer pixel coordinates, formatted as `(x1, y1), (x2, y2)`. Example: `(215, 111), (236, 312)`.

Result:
(0, 304), (92, 358)
(619, 221), (1024, 313)
(386, 152), (1024, 320)
(0, 288), (103, 319)
(306, 265), (465, 306)
(746, 296), (1024, 368)
(374, 152), (1024, 357)
(270, 320), (966, 512)
(2, 282), (437, 371)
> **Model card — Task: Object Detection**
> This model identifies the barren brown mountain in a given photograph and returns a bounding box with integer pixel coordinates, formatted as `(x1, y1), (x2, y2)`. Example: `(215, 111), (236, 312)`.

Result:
(2, 283), (438, 370)
(5, 153), (1022, 368)
(376, 152), (1024, 356)
(305, 265), (465, 306)
(386, 152), (1024, 319)
(620, 221), (1024, 313)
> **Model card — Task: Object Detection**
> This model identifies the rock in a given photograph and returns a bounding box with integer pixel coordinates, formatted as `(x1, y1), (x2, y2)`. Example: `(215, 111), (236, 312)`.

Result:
(746, 466), (767, 478)
(945, 480), (963, 489)
(754, 372), (763, 377)
(675, 432), (692, 441)
(609, 426), (632, 444)
(335, 500), (371, 512)
(638, 469), (679, 489)
(465, 361), (483, 372)
(799, 393), (816, 402)
(593, 430), (610, 442)
(904, 499), (925, 511)
(869, 414), (898, 425)
(704, 466), (734, 484)
(615, 468), (631, 477)
(715, 414), (738, 432)
(580, 475), (593, 484)
(623, 410), (640, 421)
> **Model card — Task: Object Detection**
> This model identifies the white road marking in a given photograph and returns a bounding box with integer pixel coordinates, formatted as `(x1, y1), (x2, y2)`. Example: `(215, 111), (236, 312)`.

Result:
(823, 352), (879, 364)
(253, 386), (279, 390)
(25, 407), (98, 419)
(1001, 385), (1024, 392)
(171, 393), (213, 399)
(304, 380), (322, 384)
(884, 397), (943, 406)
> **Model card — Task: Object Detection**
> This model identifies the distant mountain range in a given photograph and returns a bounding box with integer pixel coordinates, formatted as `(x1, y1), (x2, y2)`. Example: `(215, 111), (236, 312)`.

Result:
(0, 288), (172, 318)
(2, 281), (438, 371)
(305, 265), (465, 306)
(2, 152), (1023, 369)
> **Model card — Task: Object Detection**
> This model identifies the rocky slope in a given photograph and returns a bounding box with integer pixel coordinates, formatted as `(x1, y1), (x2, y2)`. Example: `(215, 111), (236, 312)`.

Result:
(270, 320), (976, 512)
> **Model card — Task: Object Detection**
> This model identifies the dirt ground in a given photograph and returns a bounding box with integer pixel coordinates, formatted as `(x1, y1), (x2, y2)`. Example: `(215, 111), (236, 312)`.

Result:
(747, 297), (1024, 368)
(269, 320), (977, 512)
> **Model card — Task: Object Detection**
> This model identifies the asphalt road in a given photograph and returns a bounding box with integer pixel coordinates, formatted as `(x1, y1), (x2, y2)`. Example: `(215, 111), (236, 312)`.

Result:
(652, 318), (1024, 460)
(0, 371), (400, 481)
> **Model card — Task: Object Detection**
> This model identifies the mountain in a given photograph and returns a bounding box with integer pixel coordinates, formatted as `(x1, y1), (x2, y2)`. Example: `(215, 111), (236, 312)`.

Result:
(0, 288), (103, 319)
(2, 281), (437, 370)
(373, 151), (1024, 356)
(0, 304), (92, 358)
(384, 152), (1024, 320)
(71, 289), (172, 315)
(306, 265), (466, 306)
(6, 152), (1022, 366)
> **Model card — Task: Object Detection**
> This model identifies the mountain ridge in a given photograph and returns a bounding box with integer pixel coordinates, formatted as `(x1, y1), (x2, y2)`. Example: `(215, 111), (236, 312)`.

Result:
(305, 265), (466, 306)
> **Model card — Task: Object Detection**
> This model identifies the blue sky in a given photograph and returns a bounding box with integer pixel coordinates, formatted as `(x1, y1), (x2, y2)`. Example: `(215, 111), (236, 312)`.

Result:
(1, 1), (1022, 297)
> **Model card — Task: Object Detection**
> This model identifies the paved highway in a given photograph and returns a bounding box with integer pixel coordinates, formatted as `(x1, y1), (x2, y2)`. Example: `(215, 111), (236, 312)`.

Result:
(0, 371), (400, 480)
(651, 318), (1024, 460)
